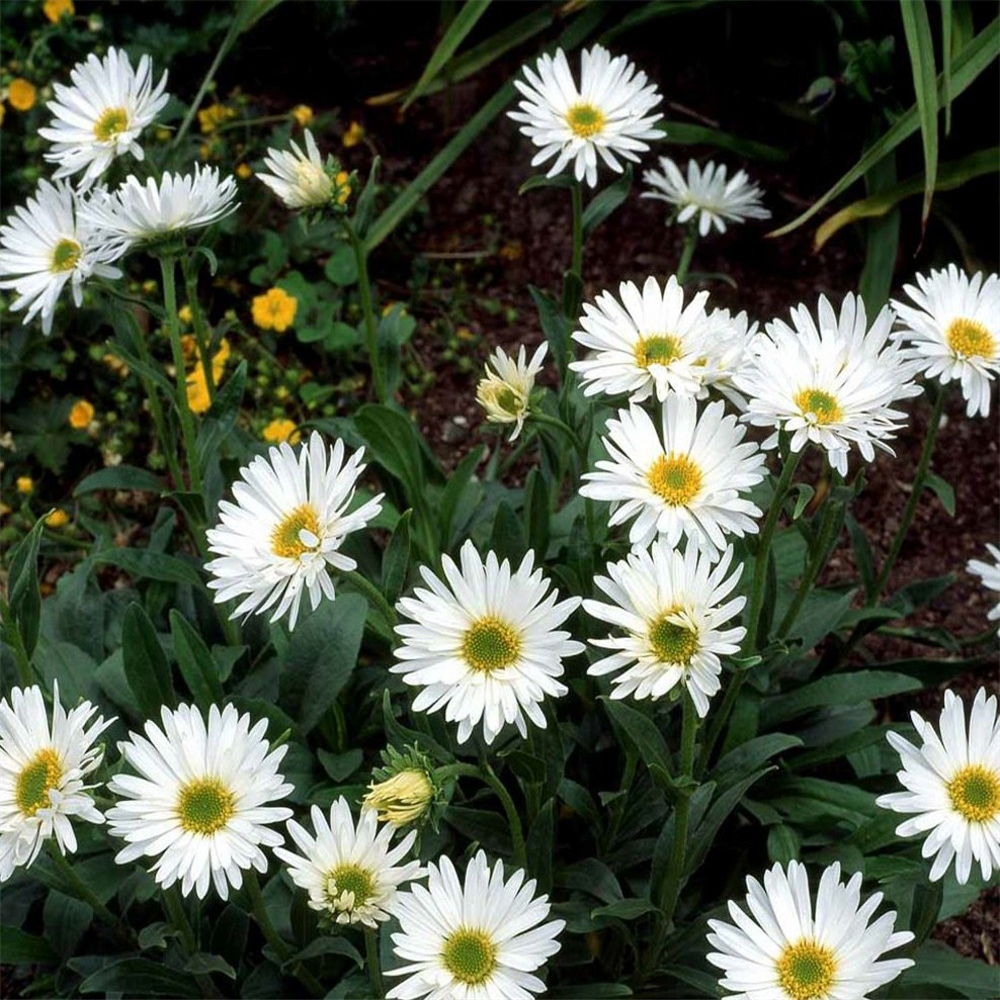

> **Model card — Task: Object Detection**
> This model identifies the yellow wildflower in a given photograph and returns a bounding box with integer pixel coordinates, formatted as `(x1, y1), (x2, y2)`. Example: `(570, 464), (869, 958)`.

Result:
(141, 279), (157, 294)
(103, 353), (129, 377)
(364, 769), (435, 827)
(262, 419), (301, 445)
(0, 502), (11, 517)
(16, 476), (33, 494)
(68, 399), (94, 429)
(186, 339), (231, 414)
(8, 79), (36, 112)
(342, 121), (365, 148)
(236, 162), (252, 179)
(334, 170), (351, 206)
(290, 104), (313, 127)
(43, 0), (74, 22)
(197, 103), (236, 134)
(178, 305), (193, 324)
(45, 509), (70, 528)
(455, 325), (474, 342)
(155, 126), (171, 142)
(251, 287), (298, 333)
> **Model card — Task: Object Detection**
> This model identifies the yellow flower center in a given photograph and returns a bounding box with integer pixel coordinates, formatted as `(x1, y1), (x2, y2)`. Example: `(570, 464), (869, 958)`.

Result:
(462, 616), (521, 672)
(794, 388), (842, 425)
(946, 317), (996, 359)
(271, 504), (321, 559)
(93, 106), (130, 142)
(566, 102), (605, 139)
(776, 940), (837, 1000)
(15, 748), (62, 817)
(635, 334), (683, 369)
(647, 453), (703, 506)
(326, 863), (375, 909)
(442, 928), (498, 985)
(51, 238), (82, 273)
(176, 777), (235, 835)
(947, 764), (1000, 823)
(648, 610), (699, 665)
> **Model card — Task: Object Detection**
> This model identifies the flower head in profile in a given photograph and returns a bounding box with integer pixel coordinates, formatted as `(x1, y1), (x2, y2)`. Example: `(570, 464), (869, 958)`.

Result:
(392, 540), (583, 745)
(0, 179), (124, 334)
(508, 44), (663, 188)
(387, 850), (564, 1000)
(274, 798), (423, 927)
(642, 156), (770, 236)
(258, 130), (337, 210)
(106, 703), (293, 900)
(476, 342), (547, 440)
(892, 264), (999, 417)
(735, 294), (922, 477)
(205, 431), (383, 630)
(706, 860), (914, 999)
(698, 307), (759, 411)
(39, 47), (169, 187)
(877, 688), (1000, 884)
(584, 541), (746, 716)
(580, 396), (765, 557)
(251, 286), (298, 332)
(80, 166), (238, 254)
(0, 682), (114, 881)
(967, 543), (1000, 622)
(365, 745), (437, 828)
(570, 275), (713, 403)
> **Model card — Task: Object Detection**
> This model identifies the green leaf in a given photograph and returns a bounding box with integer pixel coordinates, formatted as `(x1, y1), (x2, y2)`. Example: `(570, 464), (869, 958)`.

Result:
(761, 671), (920, 728)
(555, 858), (623, 905)
(767, 824), (801, 865)
(711, 733), (802, 789)
(169, 611), (225, 709)
(845, 513), (877, 603)
(288, 936), (364, 968)
(355, 404), (433, 505)
(892, 941), (999, 999)
(324, 244), (358, 286)
(657, 120), (789, 162)
(79, 958), (202, 997)
(924, 470), (956, 516)
(184, 953), (236, 979)
(74, 465), (165, 496)
(317, 748), (363, 782)
(490, 501), (527, 565)
(525, 798), (556, 894)
(582, 166), (632, 239)
(439, 445), (484, 549)
(900, 0), (939, 227)
(94, 548), (203, 586)
(783, 587), (856, 652)
(600, 698), (671, 776)
(518, 174), (576, 195)
(43, 890), (92, 959)
(381, 509), (412, 604)
(279, 593), (366, 733)
(591, 898), (658, 922)
(941, 0), (954, 134)
(352, 157), (381, 240)
(382, 689), (454, 764)
(529, 285), (568, 378)
(0, 925), (57, 963)
(6, 513), (47, 659)
(524, 469), (550, 557)
(122, 603), (174, 717)
(858, 149), (900, 312)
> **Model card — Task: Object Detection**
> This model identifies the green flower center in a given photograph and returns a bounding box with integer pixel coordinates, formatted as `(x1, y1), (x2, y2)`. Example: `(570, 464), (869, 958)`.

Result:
(648, 611), (699, 665)
(177, 777), (235, 835)
(946, 317), (995, 359)
(794, 388), (842, 425)
(566, 102), (605, 139)
(50, 238), (82, 273)
(947, 764), (1000, 823)
(271, 503), (321, 559)
(93, 106), (130, 142)
(647, 452), (702, 506)
(776, 940), (837, 1000)
(326, 863), (375, 910)
(442, 927), (498, 985)
(635, 334), (683, 368)
(16, 748), (62, 817)
(462, 616), (521, 673)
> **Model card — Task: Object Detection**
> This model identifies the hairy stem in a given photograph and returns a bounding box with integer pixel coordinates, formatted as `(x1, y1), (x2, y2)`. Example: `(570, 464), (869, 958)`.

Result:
(345, 220), (386, 404)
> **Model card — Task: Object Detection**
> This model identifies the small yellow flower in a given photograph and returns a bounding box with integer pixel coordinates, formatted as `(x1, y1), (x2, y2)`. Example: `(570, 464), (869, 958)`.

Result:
(0, 502), (11, 517)
(8, 79), (36, 112)
(68, 399), (94, 430)
(178, 305), (193, 325)
(45, 509), (70, 529)
(251, 287), (298, 333)
(43, 0), (74, 22)
(141, 279), (157, 294)
(342, 121), (365, 148)
(364, 769), (435, 827)
(236, 162), (252, 179)
(334, 170), (351, 206)
(455, 325), (474, 342)
(197, 103), (236, 134)
(262, 418), (301, 445)
(16, 476), (33, 494)
(103, 353), (129, 377)
(290, 104), (313, 127)
(155, 126), (171, 142)
(185, 340), (230, 414)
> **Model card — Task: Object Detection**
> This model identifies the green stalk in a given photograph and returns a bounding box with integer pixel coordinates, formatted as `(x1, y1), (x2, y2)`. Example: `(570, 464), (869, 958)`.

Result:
(675, 227), (699, 285)
(181, 254), (216, 402)
(47, 843), (131, 944)
(875, 385), (947, 598)
(345, 220), (387, 404)
(529, 410), (585, 456)
(364, 928), (385, 999)
(2, 600), (35, 687)
(570, 182), (584, 278)
(346, 570), (396, 627)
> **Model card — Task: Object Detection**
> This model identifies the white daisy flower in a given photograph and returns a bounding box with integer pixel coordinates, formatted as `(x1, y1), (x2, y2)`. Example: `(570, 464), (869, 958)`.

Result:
(877, 687), (1000, 884)
(580, 396), (766, 557)
(39, 46), (169, 188)
(508, 44), (663, 188)
(0, 179), (124, 335)
(734, 293), (922, 477)
(274, 797), (423, 927)
(698, 307), (759, 411)
(79, 166), (238, 254)
(584, 541), (746, 716)
(258, 129), (335, 210)
(892, 264), (1000, 418)
(967, 543), (1000, 622)
(391, 539), (583, 745)
(706, 860), (914, 1000)
(0, 682), (114, 882)
(641, 155), (771, 236)
(386, 850), (564, 1000)
(205, 431), (383, 631)
(105, 703), (293, 900)
(476, 342), (547, 441)
(569, 275), (713, 403)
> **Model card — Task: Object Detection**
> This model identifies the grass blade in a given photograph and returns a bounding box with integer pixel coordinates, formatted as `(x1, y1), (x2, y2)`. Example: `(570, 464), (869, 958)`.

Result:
(941, 0), (954, 134)
(657, 121), (789, 163)
(900, 0), (939, 230)
(857, 151), (900, 312)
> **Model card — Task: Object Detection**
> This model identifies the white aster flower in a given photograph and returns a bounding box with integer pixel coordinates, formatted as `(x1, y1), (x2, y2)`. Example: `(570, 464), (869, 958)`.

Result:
(0, 682), (114, 882)
(0, 179), (124, 335)
(877, 687), (1000, 884)
(734, 294), (922, 477)
(274, 798), (423, 927)
(642, 155), (771, 236)
(508, 44), (663, 188)
(392, 539), (583, 745)
(967, 543), (1000, 622)
(386, 850), (564, 1000)
(476, 342), (547, 441)
(79, 166), (238, 254)
(584, 541), (745, 716)
(706, 860), (914, 1000)
(699, 307), (759, 411)
(580, 396), (766, 557)
(39, 46), (169, 188)
(205, 431), (383, 631)
(106, 703), (293, 900)
(892, 264), (1000, 417)
(258, 129), (335, 210)
(570, 275), (713, 403)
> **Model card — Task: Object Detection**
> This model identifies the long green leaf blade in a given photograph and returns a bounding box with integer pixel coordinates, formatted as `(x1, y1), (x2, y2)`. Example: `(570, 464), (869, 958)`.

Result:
(942, 0), (954, 133)
(900, 0), (939, 229)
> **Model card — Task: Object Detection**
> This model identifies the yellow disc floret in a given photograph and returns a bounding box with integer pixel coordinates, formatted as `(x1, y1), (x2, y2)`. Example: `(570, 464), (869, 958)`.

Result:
(16, 747), (63, 817)
(462, 616), (521, 672)
(326, 863), (375, 911)
(794, 388), (842, 425)
(635, 334), (683, 369)
(51, 238), (82, 273)
(947, 764), (1000, 823)
(647, 453), (703, 506)
(648, 610), (699, 665)
(566, 102), (606, 139)
(177, 777), (235, 835)
(271, 504), (321, 560)
(776, 940), (837, 1000)
(93, 106), (129, 142)
(946, 317), (996, 360)
(442, 927), (498, 986)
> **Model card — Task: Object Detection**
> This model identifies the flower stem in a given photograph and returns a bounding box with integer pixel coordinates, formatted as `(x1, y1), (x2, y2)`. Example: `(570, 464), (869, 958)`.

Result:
(529, 410), (585, 456)
(345, 220), (386, 404)
(47, 842), (131, 944)
(675, 227), (699, 286)
(874, 385), (947, 599)
(364, 928), (385, 999)
(346, 570), (396, 627)
(570, 182), (584, 279)
(180, 254), (216, 402)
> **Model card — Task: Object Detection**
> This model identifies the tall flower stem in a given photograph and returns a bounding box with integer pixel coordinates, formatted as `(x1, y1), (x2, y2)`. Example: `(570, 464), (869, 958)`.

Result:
(47, 843), (132, 945)
(675, 227), (698, 285)
(364, 928), (385, 999)
(874, 385), (947, 599)
(570, 182), (584, 279)
(180, 253), (216, 401)
(345, 220), (386, 404)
